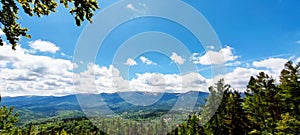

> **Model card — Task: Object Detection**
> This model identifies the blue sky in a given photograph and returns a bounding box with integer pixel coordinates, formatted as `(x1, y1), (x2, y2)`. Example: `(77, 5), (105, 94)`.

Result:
(17, 0), (300, 61)
(0, 0), (300, 96)
(16, 0), (300, 60)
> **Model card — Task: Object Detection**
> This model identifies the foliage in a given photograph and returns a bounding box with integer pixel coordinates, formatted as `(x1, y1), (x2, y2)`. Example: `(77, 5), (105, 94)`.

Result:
(275, 113), (300, 135)
(203, 80), (249, 134)
(223, 91), (249, 134)
(203, 79), (229, 134)
(243, 72), (281, 134)
(0, 105), (19, 134)
(278, 61), (300, 116)
(0, 0), (99, 50)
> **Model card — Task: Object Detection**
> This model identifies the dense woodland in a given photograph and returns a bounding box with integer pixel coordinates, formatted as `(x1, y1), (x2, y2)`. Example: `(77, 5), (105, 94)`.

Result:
(0, 61), (299, 135)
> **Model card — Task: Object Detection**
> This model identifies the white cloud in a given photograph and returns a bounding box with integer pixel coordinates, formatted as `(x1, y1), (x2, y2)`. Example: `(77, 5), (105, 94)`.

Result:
(0, 39), (213, 96)
(214, 67), (268, 90)
(129, 72), (209, 93)
(296, 40), (300, 44)
(214, 58), (289, 91)
(191, 46), (239, 65)
(181, 72), (208, 92)
(0, 40), (211, 96)
(296, 57), (300, 63)
(73, 63), (211, 94)
(0, 29), (4, 36)
(125, 58), (137, 66)
(0, 40), (293, 96)
(170, 52), (185, 65)
(140, 56), (156, 65)
(0, 42), (73, 97)
(252, 58), (288, 74)
(203, 57), (291, 91)
(29, 39), (59, 54)
(73, 64), (128, 94)
(0, 41), (210, 96)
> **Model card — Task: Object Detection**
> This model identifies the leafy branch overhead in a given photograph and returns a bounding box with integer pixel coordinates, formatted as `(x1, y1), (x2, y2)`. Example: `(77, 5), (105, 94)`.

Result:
(0, 0), (99, 50)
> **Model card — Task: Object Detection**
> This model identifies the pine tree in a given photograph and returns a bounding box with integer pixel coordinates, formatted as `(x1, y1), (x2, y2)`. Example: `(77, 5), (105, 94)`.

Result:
(278, 61), (300, 116)
(274, 61), (300, 134)
(203, 79), (229, 134)
(0, 104), (19, 134)
(204, 80), (249, 134)
(243, 72), (281, 134)
(223, 91), (249, 134)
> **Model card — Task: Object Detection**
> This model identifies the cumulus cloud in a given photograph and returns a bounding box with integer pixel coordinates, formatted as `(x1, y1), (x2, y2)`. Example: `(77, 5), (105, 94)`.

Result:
(0, 41), (212, 96)
(191, 46), (238, 65)
(1, 39), (293, 96)
(125, 58), (137, 66)
(130, 73), (170, 92)
(29, 39), (59, 54)
(214, 67), (268, 90)
(213, 58), (290, 91)
(0, 42), (73, 97)
(129, 72), (209, 93)
(73, 63), (211, 94)
(252, 58), (288, 74)
(140, 56), (156, 65)
(73, 64), (130, 94)
(170, 52), (185, 65)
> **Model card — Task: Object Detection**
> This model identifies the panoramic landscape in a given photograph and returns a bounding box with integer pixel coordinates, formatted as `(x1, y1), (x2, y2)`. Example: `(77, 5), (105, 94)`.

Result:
(0, 0), (299, 135)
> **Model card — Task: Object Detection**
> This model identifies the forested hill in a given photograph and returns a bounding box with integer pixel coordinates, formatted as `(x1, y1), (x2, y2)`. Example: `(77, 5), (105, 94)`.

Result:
(1, 92), (209, 124)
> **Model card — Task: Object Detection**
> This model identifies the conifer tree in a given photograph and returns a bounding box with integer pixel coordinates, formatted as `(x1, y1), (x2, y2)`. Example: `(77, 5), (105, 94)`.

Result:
(0, 99), (19, 134)
(223, 91), (249, 134)
(274, 61), (300, 134)
(203, 79), (229, 134)
(278, 61), (300, 116)
(243, 72), (281, 134)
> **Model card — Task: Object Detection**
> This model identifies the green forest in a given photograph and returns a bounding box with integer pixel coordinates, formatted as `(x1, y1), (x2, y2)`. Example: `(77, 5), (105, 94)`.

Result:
(0, 61), (299, 135)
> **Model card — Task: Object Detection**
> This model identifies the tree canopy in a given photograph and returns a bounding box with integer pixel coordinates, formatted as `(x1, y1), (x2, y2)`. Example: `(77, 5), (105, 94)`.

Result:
(0, 0), (99, 50)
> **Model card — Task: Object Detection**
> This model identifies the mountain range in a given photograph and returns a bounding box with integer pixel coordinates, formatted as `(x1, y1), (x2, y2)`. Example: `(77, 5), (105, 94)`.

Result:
(1, 91), (209, 124)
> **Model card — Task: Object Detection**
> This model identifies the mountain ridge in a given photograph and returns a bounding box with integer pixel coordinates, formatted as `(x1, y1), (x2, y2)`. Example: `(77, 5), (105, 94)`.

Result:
(1, 91), (209, 124)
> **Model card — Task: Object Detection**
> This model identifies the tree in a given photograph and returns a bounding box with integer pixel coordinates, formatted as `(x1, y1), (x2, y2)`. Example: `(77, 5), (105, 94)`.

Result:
(203, 79), (229, 134)
(243, 72), (281, 134)
(223, 91), (249, 134)
(278, 61), (300, 116)
(0, 94), (19, 134)
(0, 104), (19, 134)
(275, 61), (300, 134)
(275, 113), (300, 135)
(0, 0), (99, 50)
(203, 79), (249, 134)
